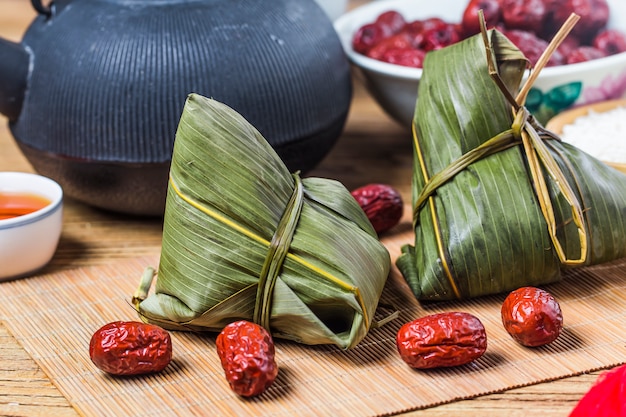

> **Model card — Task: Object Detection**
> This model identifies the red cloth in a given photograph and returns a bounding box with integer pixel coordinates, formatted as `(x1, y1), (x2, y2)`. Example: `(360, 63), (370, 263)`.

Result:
(569, 364), (626, 417)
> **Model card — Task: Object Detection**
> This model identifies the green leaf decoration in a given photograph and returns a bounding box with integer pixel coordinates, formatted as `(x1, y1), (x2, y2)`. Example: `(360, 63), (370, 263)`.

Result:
(544, 82), (582, 109)
(527, 82), (583, 124)
(134, 94), (390, 349)
(397, 28), (626, 301)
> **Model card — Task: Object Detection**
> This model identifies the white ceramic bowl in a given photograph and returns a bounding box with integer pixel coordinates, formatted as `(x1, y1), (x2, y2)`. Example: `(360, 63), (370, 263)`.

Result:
(334, 0), (626, 127)
(0, 172), (63, 281)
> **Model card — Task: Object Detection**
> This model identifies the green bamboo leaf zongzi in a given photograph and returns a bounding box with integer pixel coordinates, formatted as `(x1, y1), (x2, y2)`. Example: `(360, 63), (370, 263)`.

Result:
(397, 28), (626, 301)
(134, 94), (390, 349)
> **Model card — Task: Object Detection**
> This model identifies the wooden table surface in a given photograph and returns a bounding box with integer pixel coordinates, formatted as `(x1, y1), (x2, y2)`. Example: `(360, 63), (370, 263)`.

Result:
(0, 0), (604, 416)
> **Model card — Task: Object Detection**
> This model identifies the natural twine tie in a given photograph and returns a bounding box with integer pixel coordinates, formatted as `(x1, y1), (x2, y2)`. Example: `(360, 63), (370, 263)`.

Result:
(413, 12), (587, 269)
(253, 172), (304, 331)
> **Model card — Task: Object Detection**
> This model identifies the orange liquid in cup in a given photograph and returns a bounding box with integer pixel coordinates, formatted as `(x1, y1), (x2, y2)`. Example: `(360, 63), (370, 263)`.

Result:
(0, 192), (51, 220)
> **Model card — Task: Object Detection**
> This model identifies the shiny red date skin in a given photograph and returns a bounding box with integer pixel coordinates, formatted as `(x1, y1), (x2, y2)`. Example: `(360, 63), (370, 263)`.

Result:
(396, 312), (487, 369)
(216, 320), (278, 397)
(351, 184), (403, 234)
(461, 0), (502, 37)
(501, 286), (563, 347)
(89, 321), (172, 376)
(352, 0), (624, 70)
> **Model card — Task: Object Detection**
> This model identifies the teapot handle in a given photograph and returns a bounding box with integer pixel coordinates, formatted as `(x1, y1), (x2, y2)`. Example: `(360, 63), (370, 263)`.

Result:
(31, 0), (52, 17)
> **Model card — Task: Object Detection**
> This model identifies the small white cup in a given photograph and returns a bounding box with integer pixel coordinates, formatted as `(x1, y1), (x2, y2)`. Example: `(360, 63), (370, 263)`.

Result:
(0, 172), (63, 281)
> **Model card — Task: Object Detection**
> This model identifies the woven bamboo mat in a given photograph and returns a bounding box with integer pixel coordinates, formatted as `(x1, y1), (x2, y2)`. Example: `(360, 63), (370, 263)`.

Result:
(0, 241), (625, 417)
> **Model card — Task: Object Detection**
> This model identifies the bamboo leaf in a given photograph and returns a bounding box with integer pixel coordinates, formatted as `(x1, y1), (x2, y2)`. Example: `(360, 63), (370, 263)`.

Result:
(397, 29), (626, 301)
(135, 94), (390, 349)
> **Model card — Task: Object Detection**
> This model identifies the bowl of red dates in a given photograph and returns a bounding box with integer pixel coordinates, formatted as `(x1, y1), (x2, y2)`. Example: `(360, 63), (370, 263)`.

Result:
(334, 0), (626, 127)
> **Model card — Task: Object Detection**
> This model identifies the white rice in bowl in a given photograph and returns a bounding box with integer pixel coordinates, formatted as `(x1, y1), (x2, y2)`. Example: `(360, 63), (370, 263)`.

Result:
(560, 106), (626, 164)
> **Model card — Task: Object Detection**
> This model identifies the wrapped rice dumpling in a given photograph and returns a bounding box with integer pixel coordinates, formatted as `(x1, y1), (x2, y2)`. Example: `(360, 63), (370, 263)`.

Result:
(134, 94), (390, 349)
(396, 26), (626, 301)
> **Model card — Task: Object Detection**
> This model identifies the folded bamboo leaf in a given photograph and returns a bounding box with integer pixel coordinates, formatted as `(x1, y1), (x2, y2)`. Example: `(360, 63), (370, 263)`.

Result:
(134, 94), (390, 349)
(397, 29), (626, 301)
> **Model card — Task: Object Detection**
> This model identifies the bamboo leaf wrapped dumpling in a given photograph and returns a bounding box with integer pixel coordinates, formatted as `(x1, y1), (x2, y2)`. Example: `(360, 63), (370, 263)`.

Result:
(134, 94), (390, 349)
(396, 28), (626, 301)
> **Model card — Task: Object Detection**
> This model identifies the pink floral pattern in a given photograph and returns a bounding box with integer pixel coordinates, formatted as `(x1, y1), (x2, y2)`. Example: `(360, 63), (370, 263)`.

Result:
(580, 67), (626, 105)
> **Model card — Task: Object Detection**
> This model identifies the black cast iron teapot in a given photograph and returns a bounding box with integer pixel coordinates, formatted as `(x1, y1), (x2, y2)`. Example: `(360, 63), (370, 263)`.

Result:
(0, 0), (352, 215)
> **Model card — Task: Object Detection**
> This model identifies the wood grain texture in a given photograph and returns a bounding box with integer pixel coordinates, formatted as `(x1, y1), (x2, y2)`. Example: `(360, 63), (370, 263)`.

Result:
(0, 324), (79, 417)
(0, 0), (612, 415)
(4, 257), (624, 417)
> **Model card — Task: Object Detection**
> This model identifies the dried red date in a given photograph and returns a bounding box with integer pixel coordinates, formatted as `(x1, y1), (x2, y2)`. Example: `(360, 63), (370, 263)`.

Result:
(593, 29), (626, 55)
(421, 22), (462, 51)
(556, 37), (581, 58)
(352, 23), (388, 55)
(396, 312), (487, 369)
(89, 321), (172, 376)
(366, 33), (413, 60)
(351, 183), (403, 234)
(566, 46), (606, 64)
(551, 0), (609, 41)
(461, 0), (502, 37)
(216, 320), (278, 397)
(381, 48), (426, 68)
(352, 0), (625, 69)
(375, 10), (406, 35)
(405, 17), (452, 50)
(500, 0), (547, 33)
(503, 29), (564, 66)
(501, 287), (563, 347)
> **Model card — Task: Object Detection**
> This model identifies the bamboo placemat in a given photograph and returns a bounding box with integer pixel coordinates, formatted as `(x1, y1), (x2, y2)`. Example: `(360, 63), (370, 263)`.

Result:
(0, 246), (625, 417)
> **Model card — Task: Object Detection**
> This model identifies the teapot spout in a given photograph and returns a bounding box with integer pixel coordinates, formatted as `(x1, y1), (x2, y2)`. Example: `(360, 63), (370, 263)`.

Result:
(0, 38), (30, 121)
